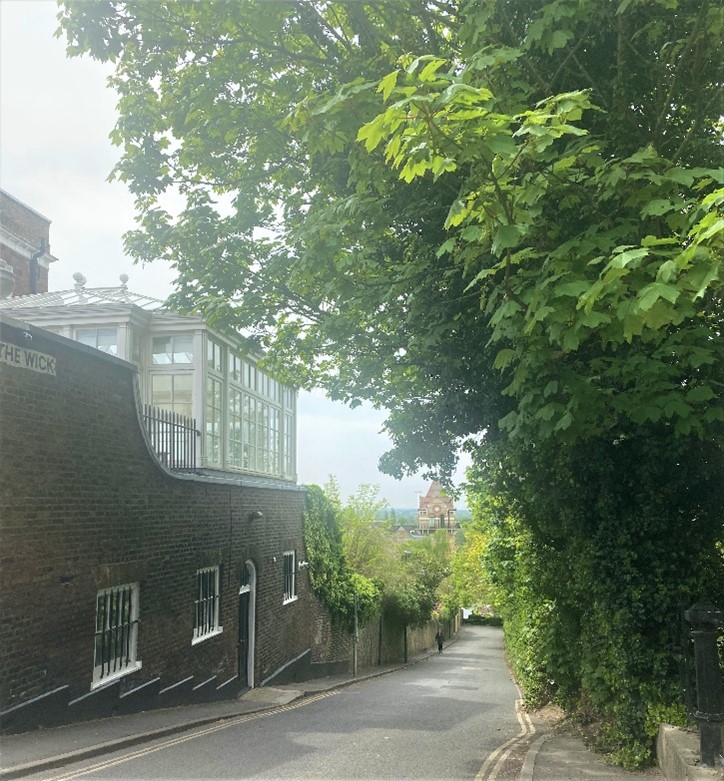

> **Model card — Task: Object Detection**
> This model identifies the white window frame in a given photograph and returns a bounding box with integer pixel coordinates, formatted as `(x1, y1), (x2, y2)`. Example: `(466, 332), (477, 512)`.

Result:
(76, 327), (118, 356)
(92, 583), (141, 689)
(151, 334), (194, 365)
(193, 566), (223, 644)
(283, 551), (297, 604)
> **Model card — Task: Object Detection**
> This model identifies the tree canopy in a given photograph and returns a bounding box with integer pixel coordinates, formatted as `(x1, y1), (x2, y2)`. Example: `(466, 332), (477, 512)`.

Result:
(59, 0), (722, 476)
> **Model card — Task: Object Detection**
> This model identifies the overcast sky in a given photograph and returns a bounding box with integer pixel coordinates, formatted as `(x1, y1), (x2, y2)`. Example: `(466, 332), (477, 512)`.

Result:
(0, 0), (469, 507)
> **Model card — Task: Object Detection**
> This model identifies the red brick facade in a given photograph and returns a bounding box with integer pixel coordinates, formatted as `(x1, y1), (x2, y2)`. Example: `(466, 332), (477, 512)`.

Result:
(0, 191), (53, 296)
(0, 316), (332, 709)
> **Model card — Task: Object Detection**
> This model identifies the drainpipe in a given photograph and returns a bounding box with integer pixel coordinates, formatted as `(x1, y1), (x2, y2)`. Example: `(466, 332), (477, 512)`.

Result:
(29, 239), (45, 294)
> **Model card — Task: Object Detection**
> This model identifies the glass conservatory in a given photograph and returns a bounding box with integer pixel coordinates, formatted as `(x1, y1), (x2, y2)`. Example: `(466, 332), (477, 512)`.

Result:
(0, 276), (297, 483)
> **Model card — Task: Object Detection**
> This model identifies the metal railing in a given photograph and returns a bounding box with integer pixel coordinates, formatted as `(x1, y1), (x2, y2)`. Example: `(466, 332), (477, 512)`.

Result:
(677, 602), (724, 767)
(142, 405), (199, 470)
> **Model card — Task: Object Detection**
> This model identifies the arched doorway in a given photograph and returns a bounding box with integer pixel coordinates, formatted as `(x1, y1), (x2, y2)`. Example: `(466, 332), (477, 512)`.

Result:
(238, 560), (256, 689)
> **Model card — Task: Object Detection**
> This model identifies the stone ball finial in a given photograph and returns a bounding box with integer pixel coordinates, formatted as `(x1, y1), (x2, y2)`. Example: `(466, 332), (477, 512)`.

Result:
(119, 273), (129, 287)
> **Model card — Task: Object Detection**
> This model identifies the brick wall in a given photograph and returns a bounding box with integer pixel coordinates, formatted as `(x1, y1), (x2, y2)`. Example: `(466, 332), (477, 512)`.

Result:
(0, 316), (320, 708)
(0, 191), (51, 295)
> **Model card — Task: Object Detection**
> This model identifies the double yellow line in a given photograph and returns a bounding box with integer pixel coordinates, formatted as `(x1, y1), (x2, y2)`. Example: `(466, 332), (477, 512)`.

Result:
(40, 691), (338, 781)
(475, 697), (536, 781)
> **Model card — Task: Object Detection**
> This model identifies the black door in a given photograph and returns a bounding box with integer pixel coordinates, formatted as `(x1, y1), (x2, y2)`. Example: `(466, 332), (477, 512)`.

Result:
(238, 564), (250, 688)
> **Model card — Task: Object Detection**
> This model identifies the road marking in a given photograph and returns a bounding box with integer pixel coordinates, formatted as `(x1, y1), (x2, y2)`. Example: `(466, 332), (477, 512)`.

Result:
(39, 691), (338, 781)
(475, 697), (536, 781)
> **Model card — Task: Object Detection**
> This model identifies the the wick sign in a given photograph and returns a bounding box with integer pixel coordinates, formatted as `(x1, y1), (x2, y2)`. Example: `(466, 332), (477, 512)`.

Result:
(0, 341), (56, 376)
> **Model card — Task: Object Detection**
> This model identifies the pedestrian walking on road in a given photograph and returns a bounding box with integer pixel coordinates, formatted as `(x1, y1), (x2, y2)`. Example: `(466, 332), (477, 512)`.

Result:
(435, 630), (444, 653)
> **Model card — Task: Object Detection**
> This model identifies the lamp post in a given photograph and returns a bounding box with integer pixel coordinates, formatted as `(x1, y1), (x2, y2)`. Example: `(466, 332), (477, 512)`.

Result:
(353, 591), (359, 678)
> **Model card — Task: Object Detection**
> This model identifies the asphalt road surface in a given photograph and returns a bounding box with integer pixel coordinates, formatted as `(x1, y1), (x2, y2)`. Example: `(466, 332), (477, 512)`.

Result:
(32, 626), (532, 781)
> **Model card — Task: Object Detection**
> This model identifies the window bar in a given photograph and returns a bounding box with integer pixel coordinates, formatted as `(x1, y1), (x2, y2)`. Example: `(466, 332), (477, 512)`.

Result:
(200, 574), (205, 636)
(202, 573), (207, 635)
(210, 572), (216, 632)
(96, 593), (105, 676)
(199, 572), (205, 637)
(203, 572), (208, 635)
(121, 587), (129, 668)
(116, 587), (126, 673)
(105, 591), (114, 678)
(210, 571), (214, 631)
(106, 591), (113, 677)
(111, 589), (119, 674)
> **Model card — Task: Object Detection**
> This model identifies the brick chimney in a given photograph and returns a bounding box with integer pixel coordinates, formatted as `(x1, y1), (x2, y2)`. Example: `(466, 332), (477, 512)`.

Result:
(0, 189), (58, 296)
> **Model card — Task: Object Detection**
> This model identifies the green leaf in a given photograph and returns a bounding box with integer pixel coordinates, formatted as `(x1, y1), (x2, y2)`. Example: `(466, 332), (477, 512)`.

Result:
(607, 246), (649, 270)
(554, 411), (574, 431)
(641, 199), (675, 217)
(378, 71), (399, 101)
(487, 135), (518, 156)
(494, 348), (516, 370)
(419, 57), (447, 82)
(637, 282), (680, 311)
(685, 385), (715, 403)
(445, 198), (469, 229)
(562, 330), (581, 350)
(544, 380), (558, 397)
(557, 280), (590, 298)
(492, 224), (523, 255)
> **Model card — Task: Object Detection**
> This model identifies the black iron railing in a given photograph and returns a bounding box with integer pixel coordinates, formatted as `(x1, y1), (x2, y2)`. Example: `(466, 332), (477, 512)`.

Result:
(142, 405), (199, 470)
(676, 602), (724, 767)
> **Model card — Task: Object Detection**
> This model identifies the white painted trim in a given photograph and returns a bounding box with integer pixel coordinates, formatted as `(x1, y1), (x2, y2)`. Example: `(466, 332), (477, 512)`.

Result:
(92, 582), (140, 689)
(191, 626), (224, 645)
(90, 661), (142, 690)
(0, 226), (58, 267)
(260, 648), (310, 687)
(282, 550), (297, 604)
(193, 566), (222, 643)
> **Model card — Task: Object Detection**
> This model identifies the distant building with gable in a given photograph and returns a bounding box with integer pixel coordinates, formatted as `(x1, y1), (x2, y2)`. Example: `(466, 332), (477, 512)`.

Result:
(417, 481), (457, 534)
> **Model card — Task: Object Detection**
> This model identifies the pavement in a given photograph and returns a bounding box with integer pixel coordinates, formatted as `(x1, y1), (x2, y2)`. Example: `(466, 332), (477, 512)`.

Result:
(0, 640), (716, 780)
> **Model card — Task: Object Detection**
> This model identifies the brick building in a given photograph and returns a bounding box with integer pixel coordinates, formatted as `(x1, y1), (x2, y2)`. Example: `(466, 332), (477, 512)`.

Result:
(0, 192), (455, 731)
(0, 192), (349, 731)
(0, 313), (348, 729)
(417, 481), (457, 534)
(0, 190), (57, 297)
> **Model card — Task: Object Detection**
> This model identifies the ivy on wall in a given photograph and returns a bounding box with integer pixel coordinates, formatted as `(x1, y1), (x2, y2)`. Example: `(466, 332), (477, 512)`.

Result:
(303, 485), (380, 633)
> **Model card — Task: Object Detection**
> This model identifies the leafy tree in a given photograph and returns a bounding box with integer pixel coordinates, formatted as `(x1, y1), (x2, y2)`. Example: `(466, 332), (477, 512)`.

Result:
(326, 478), (394, 578)
(451, 526), (490, 613)
(57, 0), (509, 478)
(318, 479), (455, 627)
(381, 533), (455, 628)
(302, 484), (380, 631)
(59, 1), (723, 765)
(58, 0), (723, 470)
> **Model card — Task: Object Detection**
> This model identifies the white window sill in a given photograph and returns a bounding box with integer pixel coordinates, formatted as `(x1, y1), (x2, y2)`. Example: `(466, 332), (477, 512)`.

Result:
(283, 596), (298, 606)
(192, 626), (223, 645)
(91, 661), (142, 690)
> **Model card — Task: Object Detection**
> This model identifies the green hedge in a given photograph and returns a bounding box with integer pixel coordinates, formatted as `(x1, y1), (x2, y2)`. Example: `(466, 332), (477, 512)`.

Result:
(469, 431), (724, 769)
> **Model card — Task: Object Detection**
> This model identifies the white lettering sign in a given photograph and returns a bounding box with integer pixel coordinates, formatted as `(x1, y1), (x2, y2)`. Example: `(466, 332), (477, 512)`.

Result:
(0, 342), (56, 376)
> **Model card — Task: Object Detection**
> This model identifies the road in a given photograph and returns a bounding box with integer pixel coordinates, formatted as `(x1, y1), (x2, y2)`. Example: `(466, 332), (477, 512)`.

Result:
(31, 626), (534, 781)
